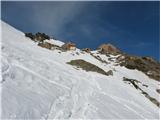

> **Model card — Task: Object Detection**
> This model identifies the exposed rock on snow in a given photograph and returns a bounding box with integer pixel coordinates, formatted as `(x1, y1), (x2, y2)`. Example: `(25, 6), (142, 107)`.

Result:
(38, 42), (60, 50)
(97, 43), (121, 55)
(61, 42), (76, 51)
(119, 55), (160, 81)
(67, 59), (112, 76)
(25, 32), (50, 42)
(123, 77), (160, 107)
(82, 48), (91, 53)
(156, 89), (160, 94)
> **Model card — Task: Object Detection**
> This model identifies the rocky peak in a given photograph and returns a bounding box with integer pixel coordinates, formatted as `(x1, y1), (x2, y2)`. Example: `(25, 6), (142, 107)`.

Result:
(97, 43), (121, 55)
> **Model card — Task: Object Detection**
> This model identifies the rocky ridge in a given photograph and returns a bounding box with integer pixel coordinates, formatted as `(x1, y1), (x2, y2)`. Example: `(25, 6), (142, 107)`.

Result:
(25, 32), (160, 81)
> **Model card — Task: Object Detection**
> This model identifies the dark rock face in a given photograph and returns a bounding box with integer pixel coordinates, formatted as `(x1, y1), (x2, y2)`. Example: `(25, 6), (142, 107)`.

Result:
(67, 59), (111, 76)
(25, 33), (35, 40)
(123, 77), (141, 89)
(119, 55), (160, 81)
(35, 32), (50, 42)
(82, 48), (91, 53)
(97, 43), (121, 55)
(38, 42), (61, 50)
(25, 32), (50, 42)
(123, 77), (160, 108)
(106, 70), (113, 76)
(156, 89), (160, 94)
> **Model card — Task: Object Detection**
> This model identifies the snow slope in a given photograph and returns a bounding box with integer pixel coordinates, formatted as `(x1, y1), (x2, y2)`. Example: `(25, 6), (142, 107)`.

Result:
(1, 21), (159, 119)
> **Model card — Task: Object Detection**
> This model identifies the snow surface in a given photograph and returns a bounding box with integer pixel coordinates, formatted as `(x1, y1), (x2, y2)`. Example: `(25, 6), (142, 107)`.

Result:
(44, 39), (64, 47)
(1, 21), (160, 119)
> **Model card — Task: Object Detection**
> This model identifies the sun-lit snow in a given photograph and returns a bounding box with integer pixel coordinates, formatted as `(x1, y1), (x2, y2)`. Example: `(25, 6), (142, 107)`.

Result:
(44, 39), (64, 47)
(1, 21), (159, 119)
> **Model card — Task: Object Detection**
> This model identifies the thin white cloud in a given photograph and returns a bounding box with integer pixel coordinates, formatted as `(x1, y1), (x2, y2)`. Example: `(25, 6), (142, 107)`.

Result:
(30, 2), (86, 36)
(134, 42), (152, 48)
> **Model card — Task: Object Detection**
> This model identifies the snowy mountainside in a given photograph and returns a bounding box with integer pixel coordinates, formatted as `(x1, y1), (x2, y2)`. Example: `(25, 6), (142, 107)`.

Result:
(1, 21), (159, 119)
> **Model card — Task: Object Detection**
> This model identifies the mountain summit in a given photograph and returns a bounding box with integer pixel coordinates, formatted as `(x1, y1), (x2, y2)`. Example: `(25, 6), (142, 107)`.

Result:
(98, 43), (121, 54)
(1, 21), (159, 119)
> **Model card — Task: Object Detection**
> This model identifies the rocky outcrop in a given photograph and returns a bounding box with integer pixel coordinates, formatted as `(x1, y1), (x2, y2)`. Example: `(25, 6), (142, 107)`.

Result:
(123, 77), (141, 89)
(82, 48), (91, 53)
(35, 32), (50, 42)
(123, 77), (160, 107)
(61, 42), (76, 51)
(25, 32), (50, 42)
(119, 55), (160, 81)
(67, 59), (112, 76)
(106, 70), (113, 76)
(156, 89), (160, 94)
(25, 33), (35, 40)
(97, 43), (121, 55)
(38, 42), (60, 50)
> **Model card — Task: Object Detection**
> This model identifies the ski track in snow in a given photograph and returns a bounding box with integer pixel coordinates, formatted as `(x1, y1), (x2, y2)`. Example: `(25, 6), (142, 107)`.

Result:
(13, 63), (70, 90)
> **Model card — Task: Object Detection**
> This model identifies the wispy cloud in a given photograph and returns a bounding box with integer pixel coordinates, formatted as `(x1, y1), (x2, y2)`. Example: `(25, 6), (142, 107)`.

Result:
(133, 42), (152, 48)
(29, 2), (87, 36)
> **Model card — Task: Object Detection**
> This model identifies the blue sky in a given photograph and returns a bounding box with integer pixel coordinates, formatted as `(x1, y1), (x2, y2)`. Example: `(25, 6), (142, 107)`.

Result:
(1, 1), (160, 60)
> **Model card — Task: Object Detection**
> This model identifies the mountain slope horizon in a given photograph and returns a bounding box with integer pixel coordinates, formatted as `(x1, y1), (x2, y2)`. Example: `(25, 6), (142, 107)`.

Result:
(1, 20), (159, 119)
(2, 20), (159, 61)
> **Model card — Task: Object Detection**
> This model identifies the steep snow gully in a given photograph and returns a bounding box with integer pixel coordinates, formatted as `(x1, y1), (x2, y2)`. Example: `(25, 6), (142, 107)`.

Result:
(1, 21), (159, 119)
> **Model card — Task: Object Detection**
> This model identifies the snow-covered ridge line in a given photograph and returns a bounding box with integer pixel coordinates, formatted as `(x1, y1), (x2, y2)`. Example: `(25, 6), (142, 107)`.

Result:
(22, 20), (160, 82)
(1, 20), (159, 119)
